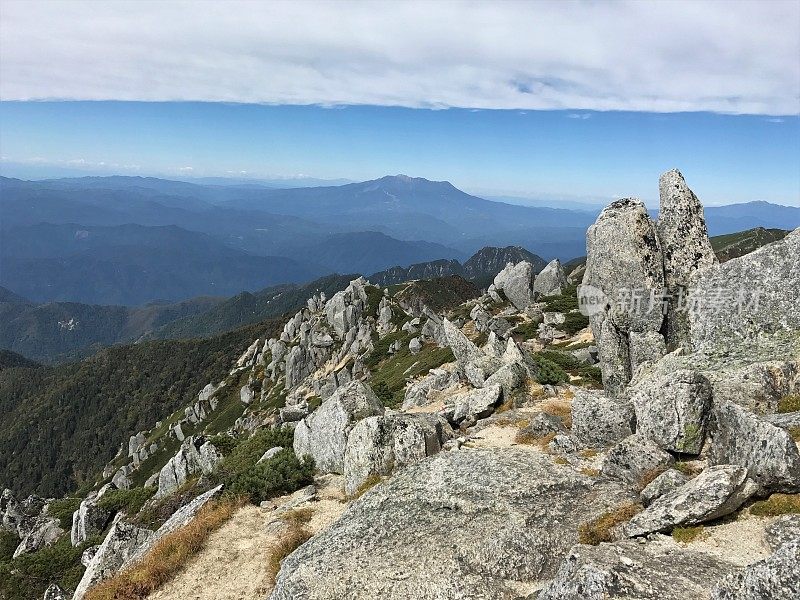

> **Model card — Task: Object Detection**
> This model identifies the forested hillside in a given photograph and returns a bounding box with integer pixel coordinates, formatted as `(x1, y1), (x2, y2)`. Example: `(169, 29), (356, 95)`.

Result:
(0, 318), (282, 497)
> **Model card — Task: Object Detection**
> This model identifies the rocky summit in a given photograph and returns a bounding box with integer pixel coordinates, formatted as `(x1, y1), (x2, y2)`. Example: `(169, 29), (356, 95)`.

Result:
(1, 170), (798, 600)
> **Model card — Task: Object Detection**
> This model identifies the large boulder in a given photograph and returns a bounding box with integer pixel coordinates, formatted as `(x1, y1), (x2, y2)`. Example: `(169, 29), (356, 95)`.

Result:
(343, 413), (453, 495)
(639, 469), (689, 506)
(269, 449), (634, 600)
(601, 434), (674, 484)
(493, 261), (534, 310)
(156, 436), (223, 498)
(72, 515), (155, 600)
(689, 228), (800, 354)
(711, 538), (800, 599)
(71, 484), (114, 546)
(324, 278), (368, 338)
(624, 465), (757, 537)
(581, 195), (668, 397)
(446, 384), (503, 425)
(442, 318), (483, 367)
(533, 259), (568, 298)
(539, 538), (735, 600)
(630, 369), (712, 454)
(656, 169), (718, 349)
(293, 380), (385, 473)
(401, 368), (459, 409)
(571, 390), (635, 448)
(12, 516), (63, 558)
(704, 359), (799, 415)
(708, 399), (800, 493)
(764, 515), (800, 552)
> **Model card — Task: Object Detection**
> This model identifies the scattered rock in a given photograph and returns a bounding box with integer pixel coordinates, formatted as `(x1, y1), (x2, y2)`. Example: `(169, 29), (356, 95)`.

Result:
(293, 380), (385, 473)
(257, 447), (283, 463)
(155, 436), (223, 498)
(43, 584), (68, 600)
(630, 369), (712, 454)
(446, 384), (503, 425)
(624, 465), (757, 537)
(442, 318), (483, 366)
(639, 469), (689, 506)
(533, 258), (568, 298)
(601, 434), (675, 484)
(408, 337), (422, 355)
(343, 413), (453, 495)
(571, 390), (635, 449)
(71, 484), (114, 546)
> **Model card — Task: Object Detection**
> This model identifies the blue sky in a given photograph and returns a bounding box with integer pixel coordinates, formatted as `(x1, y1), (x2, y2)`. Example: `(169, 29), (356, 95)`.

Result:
(1, 102), (798, 206)
(1, 1), (799, 206)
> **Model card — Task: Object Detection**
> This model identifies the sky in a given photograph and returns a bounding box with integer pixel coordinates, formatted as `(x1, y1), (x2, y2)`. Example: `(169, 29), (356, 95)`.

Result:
(0, 0), (798, 206)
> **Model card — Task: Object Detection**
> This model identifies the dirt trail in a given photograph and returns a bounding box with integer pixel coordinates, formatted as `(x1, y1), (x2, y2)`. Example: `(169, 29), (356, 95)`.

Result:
(148, 476), (347, 600)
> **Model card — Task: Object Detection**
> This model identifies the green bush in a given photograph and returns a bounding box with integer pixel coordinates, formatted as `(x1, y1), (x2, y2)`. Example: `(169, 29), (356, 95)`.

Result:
(561, 311), (590, 335)
(98, 486), (156, 516)
(47, 497), (82, 529)
(0, 529), (19, 563)
(211, 427), (296, 494)
(373, 381), (394, 405)
(0, 535), (93, 600)
(532, 354), (569, 385)
(512, 319), (541, 340)
(225, 449), (314, 504)
(207, 434), (239, 456)
(364, 285), (384, 317)
(541, 284), (579, 313)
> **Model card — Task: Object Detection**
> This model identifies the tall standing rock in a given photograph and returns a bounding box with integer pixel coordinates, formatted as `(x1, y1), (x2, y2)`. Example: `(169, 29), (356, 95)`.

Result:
(657, 169), (718, 350)
(533, 258), (568, 298)
(492, 261), (534, 310)
(581, 199), (665, 396)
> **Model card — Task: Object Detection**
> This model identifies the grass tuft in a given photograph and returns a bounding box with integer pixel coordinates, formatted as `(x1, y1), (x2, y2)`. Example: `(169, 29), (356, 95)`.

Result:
(540, 400), (573, 429)
(749, 493), (800, 516)
(265, 520), (312, 587)
(350, 474), (382, 499)
(777, 395), (800, 413)
(672, 525), (707, 543)
(578, 502), (643, 545)
(637, 466), (669, 492)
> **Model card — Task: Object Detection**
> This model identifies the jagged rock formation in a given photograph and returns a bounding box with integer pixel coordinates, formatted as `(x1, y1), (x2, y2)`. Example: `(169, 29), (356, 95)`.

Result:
(490, 260), (535, 310)
(71, 483), (114, 546)
(533, 258), (568, 297)
(155, 436), (222, 498)
(711, 538), (800, 599)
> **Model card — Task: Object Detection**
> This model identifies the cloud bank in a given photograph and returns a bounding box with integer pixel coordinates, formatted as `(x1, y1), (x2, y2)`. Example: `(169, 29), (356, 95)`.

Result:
(1, 0), (798, 115)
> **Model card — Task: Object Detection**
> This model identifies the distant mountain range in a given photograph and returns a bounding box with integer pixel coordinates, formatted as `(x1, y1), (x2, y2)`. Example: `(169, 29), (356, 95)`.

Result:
(2, 174), (798, 309)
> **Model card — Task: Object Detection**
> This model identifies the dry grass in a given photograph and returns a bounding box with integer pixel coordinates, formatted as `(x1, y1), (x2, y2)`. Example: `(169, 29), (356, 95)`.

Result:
(672, 525), (708, 543)
(495, 398), (515, 414)
(637, 466), (669, 491)
(578, 502), (643, 545)
(579, 448), (599, 459)
(674, 461), (704, 478)
(553, 456), (569, 465)
(580, 467), (600, 477)
(85, 496), (244, 600)
(514, 430), (555, 449)
(280, 507), (314, 527)
(265, 520), (312, 587)
(789, 426), (800, 442)
(777, 394), (800, 413)
(350, 474), (382, 499)
(749, 493), (800, 516)
(540, 400), (572, 429)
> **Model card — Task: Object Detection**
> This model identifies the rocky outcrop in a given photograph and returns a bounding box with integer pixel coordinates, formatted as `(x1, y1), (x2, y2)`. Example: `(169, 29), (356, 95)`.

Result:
(764, 515), (800, 552)
(624, 465), (757, 537)
(155, 436), (223, 498)
(708, 399), (800, 493)
(293, 380), (384, 473)
(343, 413), (453, 495)
(401, 367), (459, 409)
(269, 450), (634, 600)
(533, 258), (568, 298)
(657, 169), (718, 349)
(601, 434), (674, 484)
(630, 369), (712, 454)
(72, 515), (155, 600)
(491, 261), (534, 310)
(324, 277), (369, 338)
(43, 584), (67, 600)
(581, 198), (666, 395)
(71, 484), (114, 546)
(711, 538), (800, 599)
(689, 228), (800, 354)
(571, 390), (635, 448)
(442, 318), (482, 366)
(12, 516), (63, 558)
(444, 384), (503, 426)
(539, 538), (735, 600)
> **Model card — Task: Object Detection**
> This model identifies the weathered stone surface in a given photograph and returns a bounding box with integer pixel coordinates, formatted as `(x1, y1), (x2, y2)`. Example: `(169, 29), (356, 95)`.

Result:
(12, 516), (63, 558)
(71, 484), (114, 546)
(602, 434), (674, 484)
(442, 318), (483, 367)
(493, 261), (534, 310)
(628, 330), (667, 374)
(463, 354), (503, 387)
(538, 538), (735, 600)
(705, 360), (800, 415)
(709, 399), (800, 493)
(630, 369), (712, 454)
(523, 411), (567, 438)
(269, 449), (634, 600)
(447, 384), (502, 425)
(155, 436), (222, 498)
(401, 368), (459, 409)
(571, 390), (635, 449)
(710, 538), (800, 600)
(639, 469), (689, 506)
(343, 413), (453, 495)
(657, 169), (718, 349)
(764, 515), (800, 553)
(624, 465), (757, 537)
(81, 545), (99, 566)
(257, 447), (283, 463)
(324, 278), (368, 338)
(689, 228), (800, 353)
(293, 380), (385, 473)
(596, 318), (632, 398)
(408, 337), (422, 355)
(72, 515), (155, 600)
(533, 259), (568, 298)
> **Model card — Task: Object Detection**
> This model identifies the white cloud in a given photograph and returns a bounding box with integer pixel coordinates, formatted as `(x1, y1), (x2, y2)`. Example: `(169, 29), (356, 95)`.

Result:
(178, 166), (194, 172)
(1, 0), (798, 115)
(567, 113), (592, 120)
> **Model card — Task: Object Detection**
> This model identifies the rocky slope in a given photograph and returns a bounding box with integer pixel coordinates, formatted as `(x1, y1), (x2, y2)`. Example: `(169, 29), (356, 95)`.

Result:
(1, 170), (798, 600)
